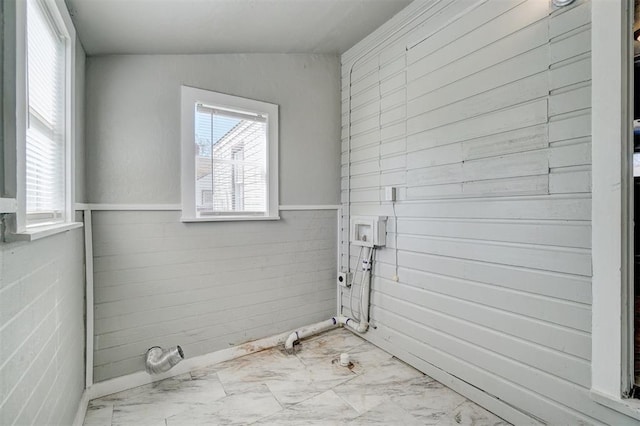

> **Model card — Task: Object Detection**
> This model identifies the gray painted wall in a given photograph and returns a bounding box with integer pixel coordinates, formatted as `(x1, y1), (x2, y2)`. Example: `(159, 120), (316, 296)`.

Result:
(340, 0), (636, 424)
(85, 54), (341, 205)
(92, 209), (336, 381)
(85, 54), (341, 381)
(0, 1), (87, 423)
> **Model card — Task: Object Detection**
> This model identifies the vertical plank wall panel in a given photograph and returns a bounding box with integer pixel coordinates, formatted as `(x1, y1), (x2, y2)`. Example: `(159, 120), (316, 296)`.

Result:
(92, 210), (336, 382)
(341, 0), (636, 424)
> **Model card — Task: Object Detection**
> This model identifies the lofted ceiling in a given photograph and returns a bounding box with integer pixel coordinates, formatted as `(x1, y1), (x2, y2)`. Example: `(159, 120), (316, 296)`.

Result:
(65, 0), (414, 55)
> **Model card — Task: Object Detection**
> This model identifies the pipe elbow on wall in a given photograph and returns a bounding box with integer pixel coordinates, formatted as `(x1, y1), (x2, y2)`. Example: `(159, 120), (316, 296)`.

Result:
(284, 318), (338, 351)
(283, 316), (370, 352)
(284, 332), (300, 351)
(337, 316), (368, 333)
(145, 346), (184, 375)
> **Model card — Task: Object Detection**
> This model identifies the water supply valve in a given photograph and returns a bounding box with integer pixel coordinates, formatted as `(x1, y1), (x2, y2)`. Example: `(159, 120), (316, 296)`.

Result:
(350, 216), (387, 247)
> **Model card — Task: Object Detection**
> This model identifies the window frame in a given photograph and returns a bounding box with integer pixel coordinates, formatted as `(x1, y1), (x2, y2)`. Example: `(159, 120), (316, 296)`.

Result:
(180, 85), (279, 222)
(6, 0), (80, 240)
(590, 0), (640, 420)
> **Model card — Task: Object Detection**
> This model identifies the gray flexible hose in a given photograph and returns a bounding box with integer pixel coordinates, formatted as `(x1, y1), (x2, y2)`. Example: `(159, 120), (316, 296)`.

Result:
(145, 346), (184, 375)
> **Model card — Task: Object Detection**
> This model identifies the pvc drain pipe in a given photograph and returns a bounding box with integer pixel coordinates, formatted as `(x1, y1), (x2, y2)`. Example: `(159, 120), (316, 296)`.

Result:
(145, 346), (184, 374)
(340, 353), (350, 366)
(284, 247), (375, 352)
(284, 318), (337, 351)
(284, 315), (368, 351)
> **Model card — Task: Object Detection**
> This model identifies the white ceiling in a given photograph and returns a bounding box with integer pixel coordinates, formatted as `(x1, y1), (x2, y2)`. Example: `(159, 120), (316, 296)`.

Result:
(65, 0), (414, 55)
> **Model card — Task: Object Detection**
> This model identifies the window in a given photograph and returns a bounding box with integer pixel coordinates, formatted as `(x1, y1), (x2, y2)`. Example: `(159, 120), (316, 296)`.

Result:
(9, 0), (78, 238)
(181, 86), (279, 221)
(26, 0), (66, 227)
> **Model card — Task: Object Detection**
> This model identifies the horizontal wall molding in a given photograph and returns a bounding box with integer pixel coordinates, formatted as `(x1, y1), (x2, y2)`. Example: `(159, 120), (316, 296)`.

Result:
(75, 203), (340, 211)
(279, 205), (340, 210)
(76, 203), (181, 211)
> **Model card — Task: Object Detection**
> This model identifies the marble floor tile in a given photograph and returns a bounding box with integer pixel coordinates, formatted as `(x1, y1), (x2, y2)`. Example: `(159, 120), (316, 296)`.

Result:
(340, 341), (394, 376)
(83, 401), (113, 426)
(333, 357), (431, 414)
(255, 389), (360, 425)
(436, 400), (511, 426)
(165, 384), (282, 425)
(216, 347), (306, 392)
(216, 347), (323, 404)
(295, 353), (358, 393)
(263, 377), (324, 406)
(346, 400), (424, 426)
(84, 328), (510, 426)
(390, 378), (468, 424)
(96, 372), (227, 426)
(189, 362), (228, 380)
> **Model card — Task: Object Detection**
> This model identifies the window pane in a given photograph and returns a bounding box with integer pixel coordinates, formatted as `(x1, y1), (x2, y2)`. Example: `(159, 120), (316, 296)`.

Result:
(194, 105), (267, 216)
(26, 0), (66, 226)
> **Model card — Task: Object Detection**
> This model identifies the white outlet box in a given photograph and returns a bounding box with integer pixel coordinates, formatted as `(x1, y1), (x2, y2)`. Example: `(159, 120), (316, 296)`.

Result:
(384, 186), (396, 202)
(350, 216), (387, 247)
(337, 272), (351, 287)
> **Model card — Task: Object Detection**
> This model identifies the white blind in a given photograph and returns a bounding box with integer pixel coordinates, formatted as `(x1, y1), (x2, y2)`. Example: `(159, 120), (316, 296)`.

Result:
(26, 0), (66, 227)
(194, 104), (267, 216)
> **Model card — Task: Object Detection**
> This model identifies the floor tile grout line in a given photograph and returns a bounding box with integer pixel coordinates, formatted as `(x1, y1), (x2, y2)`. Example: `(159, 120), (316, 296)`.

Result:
(265, 379), (286, 412)
(332, 385), (369, 418)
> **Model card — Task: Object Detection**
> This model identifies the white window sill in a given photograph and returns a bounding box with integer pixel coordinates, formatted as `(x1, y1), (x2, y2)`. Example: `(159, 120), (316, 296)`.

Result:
(6, 221), (84, 242)
(181, 215), (280, 222)
(591, 389), (640, 421)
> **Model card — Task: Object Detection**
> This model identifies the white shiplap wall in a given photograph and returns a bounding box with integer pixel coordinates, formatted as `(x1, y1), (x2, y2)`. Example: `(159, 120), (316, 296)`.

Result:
(0, 1), (87, 422)
(341, 0), (636, 424)
(0, 228), (86, 426)
(92, 209), (336, 382)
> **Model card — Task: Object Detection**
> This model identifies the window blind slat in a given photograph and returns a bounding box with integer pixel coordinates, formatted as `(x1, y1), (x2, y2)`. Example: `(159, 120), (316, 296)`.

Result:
(25, 0), (66, 227)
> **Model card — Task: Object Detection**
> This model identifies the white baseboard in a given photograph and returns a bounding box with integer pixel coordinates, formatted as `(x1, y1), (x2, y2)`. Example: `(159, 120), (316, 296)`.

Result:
(72, 391), (92, 426)
(85, 328), (295, 401)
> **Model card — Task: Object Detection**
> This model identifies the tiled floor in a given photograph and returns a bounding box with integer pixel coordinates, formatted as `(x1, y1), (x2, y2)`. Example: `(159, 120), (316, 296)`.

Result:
(84, 328), (510, 425)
